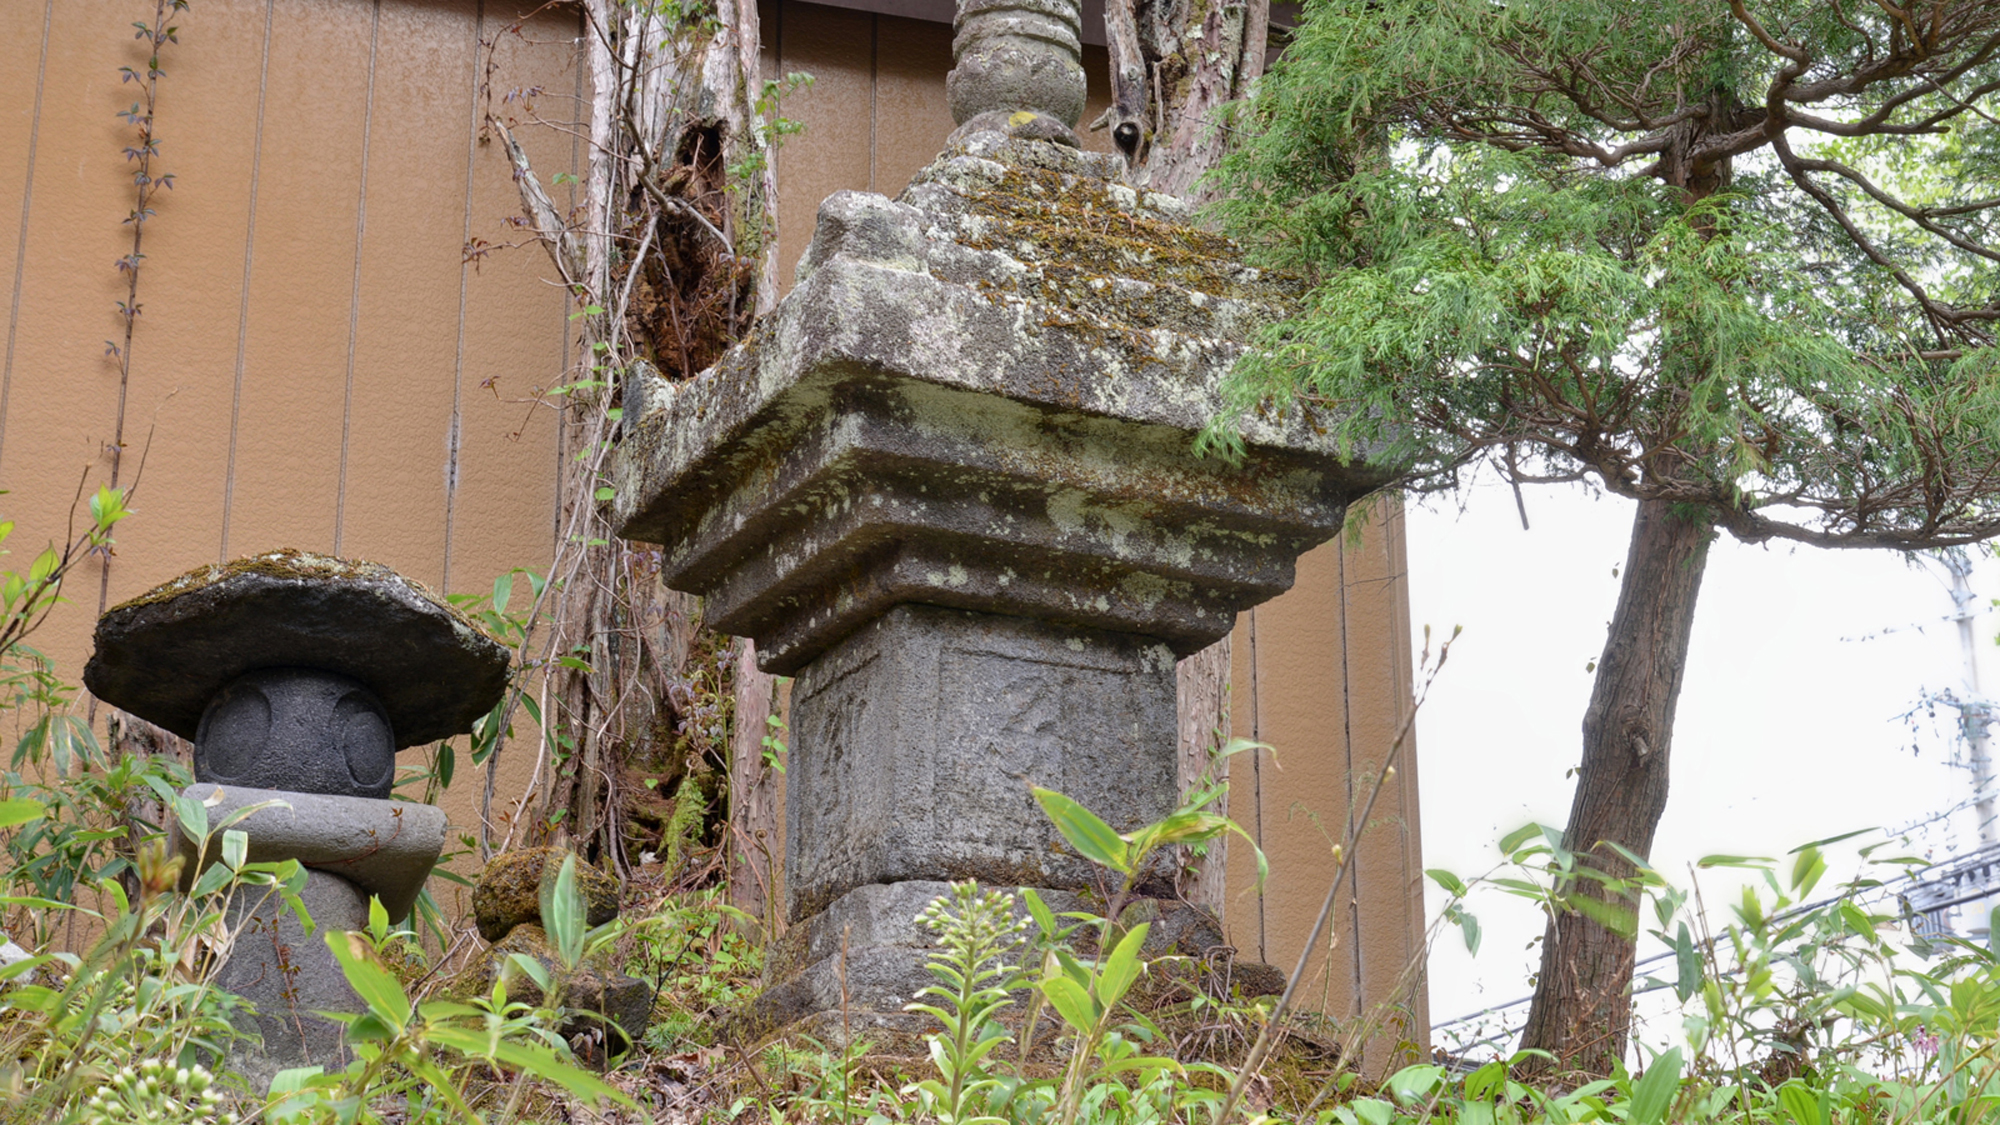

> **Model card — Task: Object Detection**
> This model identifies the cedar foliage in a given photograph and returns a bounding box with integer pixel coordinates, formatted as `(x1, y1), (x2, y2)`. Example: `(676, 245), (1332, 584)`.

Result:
(1211, 0), (2000, 1074)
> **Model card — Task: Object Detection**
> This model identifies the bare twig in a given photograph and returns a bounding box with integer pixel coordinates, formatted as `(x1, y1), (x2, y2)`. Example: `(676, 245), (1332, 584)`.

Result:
(1214, 628), (1457, 1125)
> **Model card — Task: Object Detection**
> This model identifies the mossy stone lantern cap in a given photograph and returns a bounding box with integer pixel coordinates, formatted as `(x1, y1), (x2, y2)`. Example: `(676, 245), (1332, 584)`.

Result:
(84, 550), (510, 800)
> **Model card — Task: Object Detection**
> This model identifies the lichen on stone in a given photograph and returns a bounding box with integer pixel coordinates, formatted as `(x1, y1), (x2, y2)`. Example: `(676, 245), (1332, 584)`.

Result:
(108, 547), (485, 636)
(895, 141), (1302, 375)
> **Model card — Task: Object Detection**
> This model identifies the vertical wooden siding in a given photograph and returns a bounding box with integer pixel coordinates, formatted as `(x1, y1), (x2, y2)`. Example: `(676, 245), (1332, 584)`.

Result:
(1226, 500), (1430, 1059)
(0, 0), (582, 883)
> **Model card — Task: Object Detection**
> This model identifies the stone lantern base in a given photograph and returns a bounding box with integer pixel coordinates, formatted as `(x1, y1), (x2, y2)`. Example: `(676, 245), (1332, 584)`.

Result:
(213, 870), (371, 1088)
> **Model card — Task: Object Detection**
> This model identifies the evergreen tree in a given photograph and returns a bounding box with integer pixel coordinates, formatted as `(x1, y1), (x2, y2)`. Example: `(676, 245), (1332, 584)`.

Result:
(1212, 0), (2000, 1074)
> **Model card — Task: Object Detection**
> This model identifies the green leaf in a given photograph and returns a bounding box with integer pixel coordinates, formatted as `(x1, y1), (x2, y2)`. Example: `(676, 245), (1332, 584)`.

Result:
(1566, 891), (1637, 938)
(1426, 868), (1468, 896)
(541, 854), (586, 970)
(325, 930), (412, 1032)
(0, 896), (82, 914)
(342, 1011), (396, 1044)
(1458, 910), (1482, 956)
(1626, 1047), (1681, 1125)
(492, 572), (514, 616)
(1674, 923), (1701, 1003)
(1777, 1081), (1826, 1125)
(506, 951), (553, 992)
(427, 1026), (635, 1105)
(1498, 823), (1546, 855)
(1039, 974), (1097, 1033)
(368, 896), (390, 943)
(1021, 887), (1058, 936)
(190, 860), (234, 897)
(1098, 1055), (1183, 1075)
(0, 798), (42, 829)
(1350, 1099), (1395, 1125)
(436, 741), (455, 790)
(221, 828), (247, 871)
(174, 794), (208, 846)
(1790, 845), (1827, 898)
(1031, 787), (1130, 874)
(215, 797), (291, 832)
(1461, 1060), (1507, 1103)
(1142, 810), (1230, 848)
(1697, 854), (1772, 869)
(1385, 1064), (1445, 1103)
(264, 1065), (335, 1123)
(1097, 922), (1149, 1009)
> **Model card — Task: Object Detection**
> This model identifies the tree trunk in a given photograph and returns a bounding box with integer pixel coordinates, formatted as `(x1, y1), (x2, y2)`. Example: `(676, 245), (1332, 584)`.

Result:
(487, 0), (779, 874)
(1105, 0), (1263, 907)
(729, 640), (784, 928)
(1518, 497), (1713, 1075)
(1121, 0), (1268, 196)
(1176, 635), (1231, 911)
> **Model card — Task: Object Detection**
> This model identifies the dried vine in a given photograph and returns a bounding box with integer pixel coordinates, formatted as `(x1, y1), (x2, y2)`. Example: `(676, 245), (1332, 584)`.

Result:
(99, 0), (188, 617)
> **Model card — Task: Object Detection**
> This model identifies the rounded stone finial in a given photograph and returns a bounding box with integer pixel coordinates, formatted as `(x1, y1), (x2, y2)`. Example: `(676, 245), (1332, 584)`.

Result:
(947, 0), (1085, 145)
(85, 549), (510, 749)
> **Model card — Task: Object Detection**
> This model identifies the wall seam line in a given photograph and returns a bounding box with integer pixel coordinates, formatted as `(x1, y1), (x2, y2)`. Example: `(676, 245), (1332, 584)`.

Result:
(445, 0), (487, 594)
(336, 0), (385, 555)
(0, 0), (56, 477)
(1339, 531), (1364, 1018)
(221, 0), (278, 563)
(1249, 604), (1265, 963)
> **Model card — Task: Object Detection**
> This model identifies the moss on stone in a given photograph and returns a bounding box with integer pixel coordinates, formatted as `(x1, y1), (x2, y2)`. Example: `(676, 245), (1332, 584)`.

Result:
(895, 144), (1303, 381)
(106, 547), (486, 637)
(472, 846), (622, 943)
(917, 156), (1304, 316)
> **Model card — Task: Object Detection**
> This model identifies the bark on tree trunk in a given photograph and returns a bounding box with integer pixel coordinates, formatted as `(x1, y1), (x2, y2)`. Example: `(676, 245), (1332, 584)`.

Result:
(1121, 0), (1269, 196)
(729, 640), (784, 927)
(487, 0), (780, 875)
(1176, 636), (1232, 912)
(1518, 497), (1713, 1075)
(1122, 0), (1267, 903)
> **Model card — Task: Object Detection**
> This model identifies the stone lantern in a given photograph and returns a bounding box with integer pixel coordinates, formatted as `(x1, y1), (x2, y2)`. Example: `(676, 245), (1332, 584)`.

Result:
(609, 0), (1389, 1042)
(85, 550), (510, 1081)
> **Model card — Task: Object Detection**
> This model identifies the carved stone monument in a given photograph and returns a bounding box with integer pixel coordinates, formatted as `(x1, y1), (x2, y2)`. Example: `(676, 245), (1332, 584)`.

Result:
(611, 0), (1387, 1042)
(86, 550), (510, 1084)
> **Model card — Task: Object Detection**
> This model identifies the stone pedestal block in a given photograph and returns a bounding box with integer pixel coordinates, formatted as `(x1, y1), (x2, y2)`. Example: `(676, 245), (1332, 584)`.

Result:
(729, 879), (1280, 1049)
(214, 869), (369, 1090)
(732, 880), (1081, 1047)
(788, 604), (1176, 921)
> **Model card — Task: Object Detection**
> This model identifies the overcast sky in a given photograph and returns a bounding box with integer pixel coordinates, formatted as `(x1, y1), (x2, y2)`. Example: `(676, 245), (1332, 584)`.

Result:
(1404, 481), (1995, 1045)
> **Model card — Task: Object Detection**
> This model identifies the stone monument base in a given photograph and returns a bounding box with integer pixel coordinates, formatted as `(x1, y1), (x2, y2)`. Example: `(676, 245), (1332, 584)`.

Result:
(728, 880), (1284, 1047)
(785, 606), (1181, 924)
(214, 869), (368, 1089)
